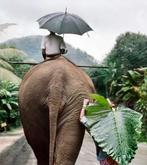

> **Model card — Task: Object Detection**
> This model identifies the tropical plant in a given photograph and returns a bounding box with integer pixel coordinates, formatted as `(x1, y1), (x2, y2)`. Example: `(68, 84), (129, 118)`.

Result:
(0, 80), (19, 130)
(110, 69), (147, 141)
(104, 32), (147, 75)
(85, 94), (142, 165)
(110, 70), (143, 104)
(89, 63), (117, 97)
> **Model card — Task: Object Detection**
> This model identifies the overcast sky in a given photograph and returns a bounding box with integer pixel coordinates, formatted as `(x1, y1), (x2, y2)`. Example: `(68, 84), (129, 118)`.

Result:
(0, 0), (147, 62)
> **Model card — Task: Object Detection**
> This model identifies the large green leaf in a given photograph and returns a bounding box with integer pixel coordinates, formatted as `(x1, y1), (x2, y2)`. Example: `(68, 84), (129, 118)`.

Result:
(86, 105), (142, 165)
(86, 94), (111, 116)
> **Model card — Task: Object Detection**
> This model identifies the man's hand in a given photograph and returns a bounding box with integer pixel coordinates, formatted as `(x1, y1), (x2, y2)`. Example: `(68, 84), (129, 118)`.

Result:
(83, 99), (89, 107)
(80, 99), (89, 119)
(60, 49), (68, 54)
(106, 98), (115, 108)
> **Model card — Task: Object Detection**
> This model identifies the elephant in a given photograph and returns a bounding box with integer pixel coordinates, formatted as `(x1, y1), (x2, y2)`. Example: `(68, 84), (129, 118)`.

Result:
(19, 56), (95, 165)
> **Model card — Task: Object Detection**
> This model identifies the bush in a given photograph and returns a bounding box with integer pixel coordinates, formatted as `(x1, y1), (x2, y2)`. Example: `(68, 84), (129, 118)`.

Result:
(0, 80), (20, 131)
(110, 69), (147, 141)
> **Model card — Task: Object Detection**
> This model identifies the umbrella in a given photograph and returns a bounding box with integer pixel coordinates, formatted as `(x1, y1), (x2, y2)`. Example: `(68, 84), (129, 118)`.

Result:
(37, 11), (93, 35)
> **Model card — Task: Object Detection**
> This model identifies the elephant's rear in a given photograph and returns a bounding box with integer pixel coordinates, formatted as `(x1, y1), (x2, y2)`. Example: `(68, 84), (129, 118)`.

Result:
(19, 56), (95, 165)
(19, 64), (51, 164)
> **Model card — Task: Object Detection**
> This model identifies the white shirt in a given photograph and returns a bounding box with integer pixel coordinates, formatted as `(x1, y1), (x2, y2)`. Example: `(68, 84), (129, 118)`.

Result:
(41, 33), (66, 55)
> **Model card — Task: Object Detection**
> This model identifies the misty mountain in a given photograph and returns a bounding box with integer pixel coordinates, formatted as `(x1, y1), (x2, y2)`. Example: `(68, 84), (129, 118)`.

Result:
(1, 35), (98, 65)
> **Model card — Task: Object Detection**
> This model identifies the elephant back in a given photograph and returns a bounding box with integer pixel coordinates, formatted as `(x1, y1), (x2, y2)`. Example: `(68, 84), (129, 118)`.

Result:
(20, 56), (95, 95)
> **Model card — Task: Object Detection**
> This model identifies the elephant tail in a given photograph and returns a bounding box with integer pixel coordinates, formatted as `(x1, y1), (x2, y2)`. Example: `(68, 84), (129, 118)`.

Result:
(48, 70), (66, 165)
(49, 105), (58, 165)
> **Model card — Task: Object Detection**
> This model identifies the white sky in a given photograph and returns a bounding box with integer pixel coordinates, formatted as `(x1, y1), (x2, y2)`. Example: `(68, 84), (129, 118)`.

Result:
(0, 0), (147, 62)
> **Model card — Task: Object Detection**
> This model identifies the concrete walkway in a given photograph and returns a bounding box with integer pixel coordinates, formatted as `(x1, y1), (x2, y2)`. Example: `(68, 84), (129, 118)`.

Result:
(0, 128), (147, 165)
(0, 128), (23, 153)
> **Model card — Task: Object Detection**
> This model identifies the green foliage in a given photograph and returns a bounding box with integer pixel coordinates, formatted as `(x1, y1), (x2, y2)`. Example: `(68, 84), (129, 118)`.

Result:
(0, 47), (33, 130)
(96, 32), (147, 102)
(134, 99), (147, 141)
(88, 68), (106, 95)
(113, 71), (142, 103)
(10, 60), (31, 78)
(0, 80), (19, 130)
(0, 67), (21, 84)
(86, 94), (111, 116)
(104, 32), (147, 75)
(0, 110), (7, 122)
(0, 48), (31, 78)
(85, 94), (142, 165)
(110, 69), (147, 141)
(89, 63), (117, 96)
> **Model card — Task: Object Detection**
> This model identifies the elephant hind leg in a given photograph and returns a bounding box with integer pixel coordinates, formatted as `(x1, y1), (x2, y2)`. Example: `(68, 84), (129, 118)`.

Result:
(21, 107), (49, 165)
(34, 146), (49, 165)
(37, 160), (49, 165)
(54, 119), (85, 165)
(25, 131), (49, 165)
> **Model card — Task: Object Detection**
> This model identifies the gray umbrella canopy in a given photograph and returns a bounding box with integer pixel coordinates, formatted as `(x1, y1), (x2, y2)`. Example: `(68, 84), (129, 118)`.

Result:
(37, 12), (93, 35)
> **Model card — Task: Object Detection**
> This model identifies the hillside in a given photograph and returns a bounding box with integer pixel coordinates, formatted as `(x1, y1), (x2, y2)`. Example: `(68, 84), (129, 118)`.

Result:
(1, 35), (98, 65)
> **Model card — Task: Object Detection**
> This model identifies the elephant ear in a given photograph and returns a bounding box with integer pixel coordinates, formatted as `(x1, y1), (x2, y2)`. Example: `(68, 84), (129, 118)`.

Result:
(85, 95), (142, 165)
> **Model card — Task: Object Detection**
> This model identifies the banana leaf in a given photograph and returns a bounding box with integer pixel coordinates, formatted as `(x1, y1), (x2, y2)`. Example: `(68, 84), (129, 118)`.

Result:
(85, 95), (142, 165)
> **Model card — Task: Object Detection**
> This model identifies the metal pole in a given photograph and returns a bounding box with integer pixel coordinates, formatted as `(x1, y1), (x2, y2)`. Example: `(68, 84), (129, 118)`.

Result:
(8, 61), (109, 69)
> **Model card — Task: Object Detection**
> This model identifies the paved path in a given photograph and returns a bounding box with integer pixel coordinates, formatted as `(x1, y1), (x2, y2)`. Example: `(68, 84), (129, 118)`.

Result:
(0, 128), (23, 153)
(26, 133), (147, 165)
(0, 129), (147, 165)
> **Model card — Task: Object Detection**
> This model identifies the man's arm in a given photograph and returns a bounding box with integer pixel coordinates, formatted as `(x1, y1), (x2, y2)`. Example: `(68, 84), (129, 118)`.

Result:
(60, 48), (66, 54)
(41, 36), (46, 60)
(42, 49), (46, 60)
(80, 99), (90, 127)
(60, 37), (68, 54)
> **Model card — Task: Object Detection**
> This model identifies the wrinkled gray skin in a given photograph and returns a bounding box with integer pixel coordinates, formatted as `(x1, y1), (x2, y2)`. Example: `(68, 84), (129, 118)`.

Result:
(19, 56), (95, 165)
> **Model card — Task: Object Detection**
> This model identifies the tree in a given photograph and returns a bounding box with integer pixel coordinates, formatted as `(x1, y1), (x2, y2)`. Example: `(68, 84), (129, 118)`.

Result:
(104, 32), (147, 75)
(109, 69), (147, 141)
(88, 63), (117, 97)
(0, 47), (32, 130)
